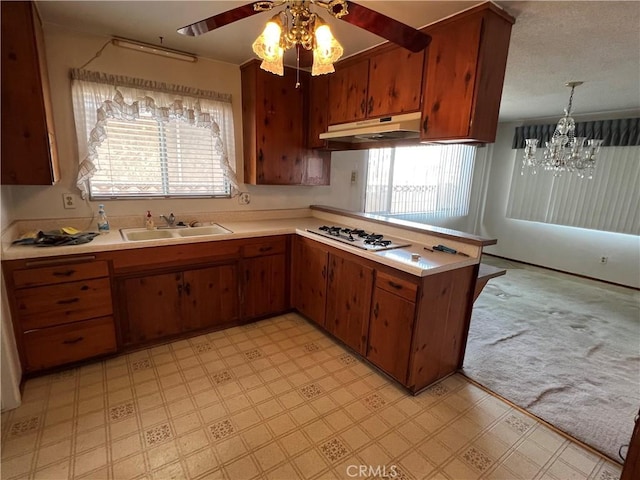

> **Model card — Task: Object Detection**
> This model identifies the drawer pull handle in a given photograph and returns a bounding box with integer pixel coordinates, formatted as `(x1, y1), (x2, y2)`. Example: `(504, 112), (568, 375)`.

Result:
(57, 298), (80, 305)
(373, 302), (379, 317)
(26, 256), (96, 267)
(259, 246), (273, 253)
(63, 336), (84, 345)
(388, 281), (403, 290)
(53, 270), (76, 277)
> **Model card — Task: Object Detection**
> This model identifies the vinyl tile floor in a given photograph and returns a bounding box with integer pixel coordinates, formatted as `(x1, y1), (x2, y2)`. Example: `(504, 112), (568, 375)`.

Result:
(1, 313), (624, 480)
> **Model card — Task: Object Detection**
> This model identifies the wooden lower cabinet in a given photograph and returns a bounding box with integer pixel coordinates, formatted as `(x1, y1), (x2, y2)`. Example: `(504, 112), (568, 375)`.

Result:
(2, 257), (116, 373)
(290, 237), (476, 393)
(325, 253), (373, 355)
(242, 237), (288, 319)
(23, 316), (116, 371)
(183, 265), (239, 330)
(367, 286), (416, 383)
(119, 264), (240, 346)
(291, 236), (329, 326)
(622, 409), (640, 480)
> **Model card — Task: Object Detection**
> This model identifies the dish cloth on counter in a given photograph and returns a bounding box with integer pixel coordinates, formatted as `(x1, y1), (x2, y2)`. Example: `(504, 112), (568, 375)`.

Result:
(12, 229), (99, 247)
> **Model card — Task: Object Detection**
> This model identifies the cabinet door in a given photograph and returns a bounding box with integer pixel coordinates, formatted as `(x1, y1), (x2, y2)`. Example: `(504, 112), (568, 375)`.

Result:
(421, 14), (482, 140)
(121, 272), (182, 345)
(1, 1), (59, 185)
(291, 237), (328, 326)
(307, 74), (329, 149)
(328, 60), (369, 124)
(183, 265), (239, 331)
(367, 47), (424, 118)
(243, 62), (305, 185)
(367, 287), (416, 384)
(325, 254), (373, 355)
(243, 254), (287, 319)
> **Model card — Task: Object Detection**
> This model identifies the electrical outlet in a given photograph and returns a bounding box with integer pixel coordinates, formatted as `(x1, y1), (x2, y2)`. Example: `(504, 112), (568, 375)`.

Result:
(238, 192), (251, 205)
(350, 170), (357, 184)
(62, 193), (77, 209)
(600, 256), (608, 264)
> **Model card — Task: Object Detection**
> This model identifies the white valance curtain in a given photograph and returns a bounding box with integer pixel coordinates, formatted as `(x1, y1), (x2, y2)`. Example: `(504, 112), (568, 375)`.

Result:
(70, 69), (237, 198)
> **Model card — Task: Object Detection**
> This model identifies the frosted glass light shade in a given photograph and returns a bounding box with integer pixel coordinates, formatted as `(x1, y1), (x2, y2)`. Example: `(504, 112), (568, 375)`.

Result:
(252, 18), (284, 62)
(311, 22), (343, 76)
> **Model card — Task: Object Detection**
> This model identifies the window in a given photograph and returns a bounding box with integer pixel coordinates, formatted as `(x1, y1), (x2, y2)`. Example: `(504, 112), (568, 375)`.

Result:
(507, 146), (640, 235)
(365, 144), (476, 217)
(71, 69), (236, 199)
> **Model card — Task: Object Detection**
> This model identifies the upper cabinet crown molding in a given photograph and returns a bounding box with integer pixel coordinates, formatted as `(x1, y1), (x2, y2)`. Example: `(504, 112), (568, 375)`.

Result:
(1, 1), (60, 185)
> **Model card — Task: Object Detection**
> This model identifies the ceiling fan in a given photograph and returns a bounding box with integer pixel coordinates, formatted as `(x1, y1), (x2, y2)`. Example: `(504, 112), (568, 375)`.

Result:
(177, 0), (431, 75)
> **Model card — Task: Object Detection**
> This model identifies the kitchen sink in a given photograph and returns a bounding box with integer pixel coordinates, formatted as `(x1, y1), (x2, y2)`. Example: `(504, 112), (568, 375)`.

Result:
(176, 225), (232, 237)
(120, 224), (232, 242)
(121, 229), (176, 241)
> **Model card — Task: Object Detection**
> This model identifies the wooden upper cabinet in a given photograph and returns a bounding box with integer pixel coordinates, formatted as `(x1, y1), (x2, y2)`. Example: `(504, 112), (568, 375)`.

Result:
(367, 47), (424, 118)
(241, 60), (330, 185)
(1, 1), (59, 185)
(307, 74), (330, 149)
(327, 60), (369, 125)
(421, 3), (514, 143)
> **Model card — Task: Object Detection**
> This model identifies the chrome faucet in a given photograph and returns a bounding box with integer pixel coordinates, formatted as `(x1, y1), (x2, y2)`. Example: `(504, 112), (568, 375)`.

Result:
(160, 213), (176, 227)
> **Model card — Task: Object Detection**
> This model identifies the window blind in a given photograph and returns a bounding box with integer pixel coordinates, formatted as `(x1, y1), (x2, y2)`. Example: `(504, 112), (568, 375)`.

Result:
(92, 116), (228, 198)
(71, 70), (236, 199)
(506, 146), (640, 235)
(365, 144), (476, 217)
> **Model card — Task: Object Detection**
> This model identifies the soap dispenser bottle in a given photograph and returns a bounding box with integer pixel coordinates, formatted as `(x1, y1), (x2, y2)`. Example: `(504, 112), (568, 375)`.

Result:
(97, 204), (110, 234)
(145, 210), (155, 230)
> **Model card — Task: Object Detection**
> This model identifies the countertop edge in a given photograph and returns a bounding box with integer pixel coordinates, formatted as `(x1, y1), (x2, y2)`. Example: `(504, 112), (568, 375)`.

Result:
(310, 205), (497, 247)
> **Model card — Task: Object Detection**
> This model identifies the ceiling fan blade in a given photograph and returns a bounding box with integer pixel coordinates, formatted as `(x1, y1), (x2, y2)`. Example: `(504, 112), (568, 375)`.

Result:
(340, 1), (431, 52)
(177, 3), (259, 36)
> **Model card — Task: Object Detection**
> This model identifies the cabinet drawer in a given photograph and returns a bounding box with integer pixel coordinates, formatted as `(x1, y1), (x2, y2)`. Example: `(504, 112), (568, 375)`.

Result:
(16, 278), (113, 330)
(13, 260), (109, 288)
(242, 238), (286, 258)
(23, 316), (117, 371)
(376, 271), (418, 302)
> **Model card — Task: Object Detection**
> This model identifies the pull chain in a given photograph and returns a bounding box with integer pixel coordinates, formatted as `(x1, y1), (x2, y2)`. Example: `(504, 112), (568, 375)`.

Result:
(296, 44), (301, 89)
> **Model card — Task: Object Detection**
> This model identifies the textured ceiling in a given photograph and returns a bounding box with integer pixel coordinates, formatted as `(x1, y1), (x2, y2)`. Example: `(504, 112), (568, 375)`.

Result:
(37, 1), (640, 122)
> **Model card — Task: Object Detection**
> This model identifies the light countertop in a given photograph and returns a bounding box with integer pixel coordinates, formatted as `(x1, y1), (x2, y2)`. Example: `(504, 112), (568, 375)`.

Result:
(2, 209), (484, 277)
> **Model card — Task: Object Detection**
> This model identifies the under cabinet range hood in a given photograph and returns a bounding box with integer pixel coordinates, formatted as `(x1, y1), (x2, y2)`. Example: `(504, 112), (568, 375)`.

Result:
(319, 112), (422, 143)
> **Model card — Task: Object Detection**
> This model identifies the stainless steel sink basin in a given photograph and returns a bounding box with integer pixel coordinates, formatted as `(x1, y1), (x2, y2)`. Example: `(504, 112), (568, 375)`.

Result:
(176, 225), (232, 237)
(120, 224), (232, 242)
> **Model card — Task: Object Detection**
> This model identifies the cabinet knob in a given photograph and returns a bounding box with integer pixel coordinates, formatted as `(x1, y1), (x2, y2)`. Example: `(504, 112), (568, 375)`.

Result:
(373, 302), (379, 317)
(184, 282), (191, 296)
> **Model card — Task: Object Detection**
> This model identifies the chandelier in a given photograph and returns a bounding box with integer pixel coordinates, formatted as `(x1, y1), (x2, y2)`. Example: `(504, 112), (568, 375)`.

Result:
(522, 82), (603, 179)
(251, 0), (345, 76)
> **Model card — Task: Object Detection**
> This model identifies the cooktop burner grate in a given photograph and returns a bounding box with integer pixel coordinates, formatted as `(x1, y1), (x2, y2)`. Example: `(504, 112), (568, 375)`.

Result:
(307, 226), (411, 251)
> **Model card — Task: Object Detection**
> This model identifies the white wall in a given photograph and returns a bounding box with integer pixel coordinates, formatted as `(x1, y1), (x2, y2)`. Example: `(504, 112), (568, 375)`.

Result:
(1, 25), (362, 222)
(0, 187), (21, 410)
(480, 122), (640, 288)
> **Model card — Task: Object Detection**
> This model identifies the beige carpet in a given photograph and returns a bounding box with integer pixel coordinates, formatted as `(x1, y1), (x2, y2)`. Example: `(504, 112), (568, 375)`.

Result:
(463, 256), (640, 462)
